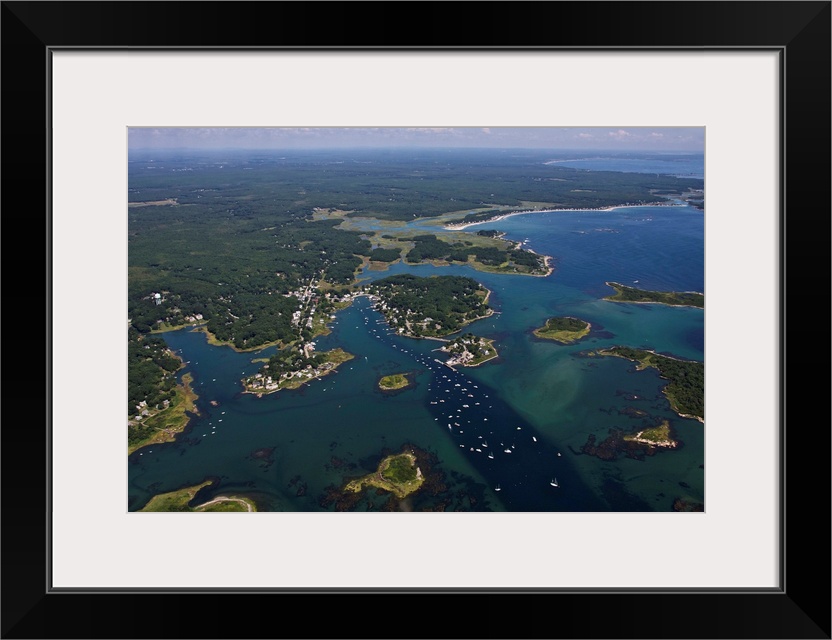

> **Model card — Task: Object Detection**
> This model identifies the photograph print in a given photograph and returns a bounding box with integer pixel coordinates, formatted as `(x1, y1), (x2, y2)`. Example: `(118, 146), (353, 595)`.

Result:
(127, 126), (704, 513)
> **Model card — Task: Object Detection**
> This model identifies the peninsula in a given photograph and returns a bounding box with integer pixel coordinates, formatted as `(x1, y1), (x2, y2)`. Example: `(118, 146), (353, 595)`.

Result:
(603, 282), (704, 308)
(139, 480), (257, 512)
(128, 328), (199, 454)
(592, 346), (703, 422)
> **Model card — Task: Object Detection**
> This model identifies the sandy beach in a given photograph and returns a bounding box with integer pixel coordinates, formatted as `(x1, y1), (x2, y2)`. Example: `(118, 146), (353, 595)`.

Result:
(443, 203), (684, 231)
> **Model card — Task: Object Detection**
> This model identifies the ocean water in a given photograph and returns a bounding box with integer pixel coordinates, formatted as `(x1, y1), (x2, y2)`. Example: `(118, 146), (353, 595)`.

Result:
(129, 176), (704, 513)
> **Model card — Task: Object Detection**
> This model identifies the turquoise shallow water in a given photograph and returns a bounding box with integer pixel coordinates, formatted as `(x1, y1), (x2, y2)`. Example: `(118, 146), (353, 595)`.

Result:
(129, 202), (704, 512)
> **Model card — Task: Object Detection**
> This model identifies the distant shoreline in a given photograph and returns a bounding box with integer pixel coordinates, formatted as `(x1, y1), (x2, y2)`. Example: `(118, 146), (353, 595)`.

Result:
(444, 203), (684, 230)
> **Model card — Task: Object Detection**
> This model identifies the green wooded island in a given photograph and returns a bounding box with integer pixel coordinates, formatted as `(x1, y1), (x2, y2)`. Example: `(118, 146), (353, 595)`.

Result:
(378, 373), (413, 391)
(592, 346), (704, 422)
(533, 317), (591, 344)
(604, 282), (704, 308)
(344, 451), (424, 499)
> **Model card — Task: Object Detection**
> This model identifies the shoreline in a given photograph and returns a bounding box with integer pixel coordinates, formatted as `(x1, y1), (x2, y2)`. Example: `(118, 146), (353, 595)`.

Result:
(677, 410), (705, 424)
(604, 298), (703, 309)
(446, 350), (498, 369)
(193, 325), (287, 353)
(444, 203), (684, 230)
(599, 346), (699, 366)
(128, 371), (199, 455)
(526, 250), (555, 277)
(242, 349), (354, 396)
(596, 348), (703, 422)
(194, 495), (256, 512)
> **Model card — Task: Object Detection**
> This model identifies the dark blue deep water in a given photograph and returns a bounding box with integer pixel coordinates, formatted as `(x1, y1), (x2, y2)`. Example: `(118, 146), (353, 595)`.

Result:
(129, 160), (704, 513)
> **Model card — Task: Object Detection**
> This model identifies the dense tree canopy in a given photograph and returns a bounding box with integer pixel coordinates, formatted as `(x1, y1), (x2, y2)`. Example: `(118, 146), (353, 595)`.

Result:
(366, 274), (490, 337)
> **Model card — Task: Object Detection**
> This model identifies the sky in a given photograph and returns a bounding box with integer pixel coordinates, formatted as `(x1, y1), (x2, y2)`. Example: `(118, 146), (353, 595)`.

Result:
(128, 127), (703, 152)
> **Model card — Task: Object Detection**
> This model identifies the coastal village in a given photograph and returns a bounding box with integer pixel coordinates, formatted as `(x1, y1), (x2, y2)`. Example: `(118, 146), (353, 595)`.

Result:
(242, 283), (357, 395)
(242, 276), (500, 394)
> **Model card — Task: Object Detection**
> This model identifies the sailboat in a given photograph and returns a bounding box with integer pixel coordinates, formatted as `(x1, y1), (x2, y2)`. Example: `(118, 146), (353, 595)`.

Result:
(550, 478), (559, 487)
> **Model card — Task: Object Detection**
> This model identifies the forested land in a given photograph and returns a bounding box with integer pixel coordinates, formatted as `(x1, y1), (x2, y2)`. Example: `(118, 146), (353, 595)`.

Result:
(366, 274), (490, 338)
(402, 234), (545, 273)
(128, 327), (182, 416)
(129, 149), (700, 347)
(128, 327), (200, 449)
(127, 148), (701, 430)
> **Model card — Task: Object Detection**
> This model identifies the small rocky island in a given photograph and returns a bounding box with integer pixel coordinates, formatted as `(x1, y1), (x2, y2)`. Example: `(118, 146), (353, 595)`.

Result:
(378, 372), (414, 392)
(533, 316), (591, 344)
(581, 420), (680, 461)
(344, 450), (424, 499)
(623, 419), (679, 449)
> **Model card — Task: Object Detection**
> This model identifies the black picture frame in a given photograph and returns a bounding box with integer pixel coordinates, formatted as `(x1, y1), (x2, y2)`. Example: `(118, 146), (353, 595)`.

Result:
(3, 2), (829, 638)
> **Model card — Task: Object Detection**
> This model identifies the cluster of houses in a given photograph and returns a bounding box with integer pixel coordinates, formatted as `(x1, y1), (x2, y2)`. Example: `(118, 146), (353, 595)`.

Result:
(284, 279), (356, 330)
(130, 398), (171, 424)
(369, 295), (441, 336)
(441, 336), (494, 368)
(244, 355), (337, 393)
